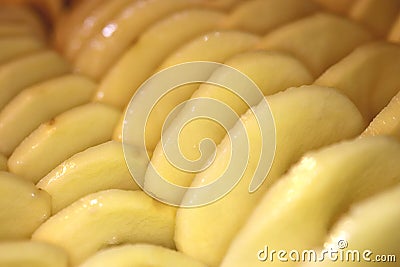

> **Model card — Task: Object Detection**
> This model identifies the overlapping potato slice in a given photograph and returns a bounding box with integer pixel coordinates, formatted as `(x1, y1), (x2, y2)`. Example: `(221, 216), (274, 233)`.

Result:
(54, 0), (105, 51)
(0, 5), (45, 38)
(0, 74), (96, 156)
(258, 13), (372, 77)
(349, 0), (400, 36)
(175, 85), (364, 267)
(79, 244), (207, 267)
(312, 0), (355, 14)
(388, 13), (400, 43)
(0, 154), (6, 171)
(362, 90), (400, 141)
(8, 103), (120, 183)
(32, 189), (176, 266)
(94, 8), (225, 108)
(221, 0), (319, 34)
(126, 31), (259, 152)
(64, 0), (134, 60)
(0, 36), (44, 65)
(74, 0), (198, 79)
(0, 50), (70, 110)
(145, 51), (313, 193)
(315, 42), (400, 121)
(221, 136), (400, 267)
(37, 141), (143, 213)
(0, 241), (68, 267)
(0, 171), (50, 239)
(300, 183), (400, 267)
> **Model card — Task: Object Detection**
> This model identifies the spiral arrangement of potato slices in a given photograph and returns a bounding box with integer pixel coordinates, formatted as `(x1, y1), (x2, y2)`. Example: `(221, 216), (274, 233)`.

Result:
(0, 0), (399, 267)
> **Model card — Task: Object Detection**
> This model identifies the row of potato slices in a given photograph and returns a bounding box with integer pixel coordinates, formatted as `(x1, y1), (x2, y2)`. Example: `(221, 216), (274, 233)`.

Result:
(0, 2), (399, 267)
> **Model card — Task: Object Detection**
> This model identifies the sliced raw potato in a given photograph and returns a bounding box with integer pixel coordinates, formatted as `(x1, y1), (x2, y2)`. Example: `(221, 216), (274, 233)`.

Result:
(388, 14), (400, 43)
(95, 9), (225, 108)
(300, 183), (400, 267)
(312, 0), (355, 13)
(32, 189), (176, 266)
(0, 5), (45, 38)
(350, 0), (400, 36)
(258, 13), (372, 77)
(0, 154), (6, 171)
(0, 23), (38, 38)
(0, 36), (44, 65)
(0, 171), (51, 239)
(0, 50), (70, 110)
(146, 51), (314, 192)
(37, 141), (144, 213)
(221, 136), (400, 267)
(0, 241), (68, 267)
(79, 244), (208, 267)
(8, 103), (120, 183)
(130, 31), (259, 152)
(74, 0), (197, 80)
(362, 90), (400, 141)
(315, 42), (400, 121)
(222, 0), (319, 34)
(175, 85), (365, 267)
(54, 0), (105, 51)
(0, 74), (96, 156)
(64, 0), (134, 60)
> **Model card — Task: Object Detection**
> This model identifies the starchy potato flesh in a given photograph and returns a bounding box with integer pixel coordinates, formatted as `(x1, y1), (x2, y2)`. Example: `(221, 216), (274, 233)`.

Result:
(37, 141), (142, 213)
(221, 136), (400, 267)
(174, 86), (364, 267)
(0, 241), (68, 267)
(0, 74), (96, 156)
(32, 189), (176, 266)
(0, 50), (70, 110)
(258, 13), (373, 77)
(362, 90), (400, 141)
(79, 244), (208, 267)
(0, 1), (399, 266)
(315, 42), (400, 121)
(0, 171), (51, 239)
(8, 103), (120, 183)
(300, 183), (400, 267)
(349, 0), (400, 36)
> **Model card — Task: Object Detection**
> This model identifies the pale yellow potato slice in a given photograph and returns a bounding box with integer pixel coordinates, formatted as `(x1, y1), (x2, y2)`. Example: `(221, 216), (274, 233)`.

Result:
(0, 154), (6, 171)
(0, 5), (45, 39)
(8, 103), (120, 183)
(312, 0), (355, 14)
(37, 141), (144, 213)
(54, 0), (105, 51)
(79, 244), (207, 267)
(0, 74), (96, 156)
(122, 31), (259, 153)
(146, 51), (314, 192)
(94, 8), (225, 108)
(388, 13), (400, 43)
(0, 171), (50, 239)
(200, 0), (241, 10)
(222, 0), (319, 34)
(64, 0), (134, 60)
(175, 85), (364, 267)
(0, 36), (44, 65)
(362, 90), (400, 141)
(221, 136), (400, 267)
(315, 42), (400, 121)
(258, 13), (372, 77)
(32, 189), (176, 266)
(0, 50), (70, 110)
(300, 183), (400, 267)
(0, 241), (68, 267)
(350, 0), (400, 36)
(74, 0), (197, 80)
